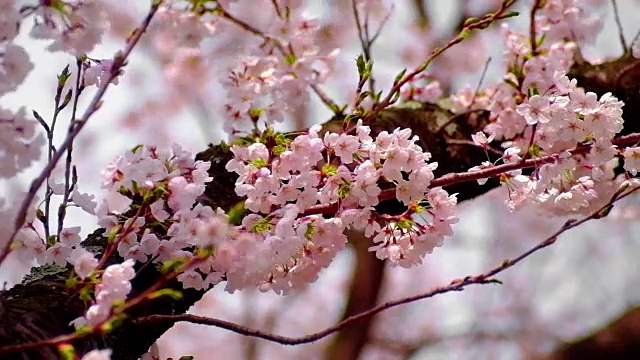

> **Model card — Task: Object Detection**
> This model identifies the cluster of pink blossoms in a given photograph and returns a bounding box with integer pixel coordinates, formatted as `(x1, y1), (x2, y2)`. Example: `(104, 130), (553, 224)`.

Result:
(451, 0), (634, 216)
(224, 121), (458, 273)
(220, 6), (338, 137)
(71, 259), (135, 329)
(0, 2), (40, 178)
(30, 0), (107, 56)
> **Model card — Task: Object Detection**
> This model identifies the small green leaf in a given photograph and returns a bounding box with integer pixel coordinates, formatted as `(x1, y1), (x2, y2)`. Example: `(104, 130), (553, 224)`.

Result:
(227, 201), (247, 225)
(131, 144), (144, 153)
(249, 158), (268, 168)
(160, 258), (186, 274)
(394, 68), (407, 84)
(321, 163), (337, 176)
(57, 343), (75, 360)
(304, 223), (315, 239)
(528, 144), (541, 157)
(74, 326), (93, 337)
(396, 218), (414, 230)
(273, 145), (287, 156)
(148, 288), (183, 300)
(285, 53), (297, 65)
(249, 107), (263, 121)
(463, 17), (478, 27)
(356, 54), (366, 74)
(101, 313), (128, 333)
(65, 276), (78, 288)
(107, 225), (121, 244)
(252, 217), (272, 233)
(79, 286), (93, 302)
(275, 133), (290, 146)
(337, 181), (352, 198)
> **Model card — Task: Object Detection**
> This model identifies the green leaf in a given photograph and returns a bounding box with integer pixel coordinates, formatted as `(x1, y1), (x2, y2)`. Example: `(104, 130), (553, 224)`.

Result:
(285, 53), (297, 65)
(160, 258), (186, 274)
(57, 64), (71, 88)
(356, 54), (366, 74)
(131, 144), (144, 153)
(65, 275), (78, 288)
(273, 145), (287, 156)
(249, 158), (268, 168)
(396, 218), (414, 229)
(249, 107), (263, 121)
(107, 225), (121, 244)
(394, 68), (407, 84)
(337, 181), (352, 198)
(148, 288), (183, 300)
(101, 313), (128, 333)
(321, 163), (337, 176)
(79, 286), (94, 302)
(304, 223), (315, 239)
(252, 217), (272, 233)
(275, 133), (290, 146)
(528, 144), (541, 158)
(74, 325), (93, 337)
(57, 344), (75, 360)
(463, 17), (479, 27)
(227, 201), (247, 225)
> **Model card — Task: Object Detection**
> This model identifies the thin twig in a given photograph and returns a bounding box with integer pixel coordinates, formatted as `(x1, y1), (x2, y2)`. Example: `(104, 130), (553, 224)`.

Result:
(464, 57), (492, 113)
(529, 0), (543, 55)
(57, 58), (84, 236)
(130, 186), (640, 345)
(40, 65), (73, 240)
(610, 0), (628, 52)
(445, 139), (504, 157)
(351, 0), (394, 95)
(310, 84), (341, 114)
(369, 0), (517, 118)
(631, 29), (640, 52)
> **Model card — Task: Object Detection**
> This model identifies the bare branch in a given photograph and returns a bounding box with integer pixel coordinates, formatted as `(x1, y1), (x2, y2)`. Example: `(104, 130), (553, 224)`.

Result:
(610, 0), (628, 52)
(370, 0), (518, 117)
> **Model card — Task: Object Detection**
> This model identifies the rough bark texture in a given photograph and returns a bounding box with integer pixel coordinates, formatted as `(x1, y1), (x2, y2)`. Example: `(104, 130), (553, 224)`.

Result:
(0, 51), (639, 360)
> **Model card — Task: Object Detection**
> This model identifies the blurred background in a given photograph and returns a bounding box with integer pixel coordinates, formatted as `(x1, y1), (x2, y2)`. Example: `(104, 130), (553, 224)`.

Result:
(2, 1), (640, 359)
